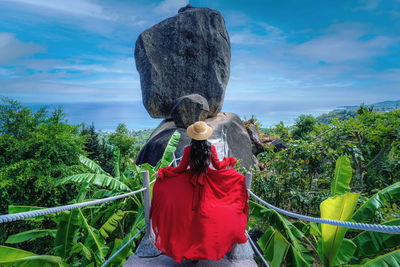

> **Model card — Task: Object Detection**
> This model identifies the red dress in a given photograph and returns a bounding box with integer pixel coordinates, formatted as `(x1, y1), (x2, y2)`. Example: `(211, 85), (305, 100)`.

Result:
(150, 145), (249, 263)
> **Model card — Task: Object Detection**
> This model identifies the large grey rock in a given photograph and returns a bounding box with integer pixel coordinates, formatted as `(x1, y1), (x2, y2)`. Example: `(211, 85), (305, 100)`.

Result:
(171, 94), (209, 128)
(135, 6), (230, 119)
(136, 113), (254, 170)
(246, 124), (265, 155)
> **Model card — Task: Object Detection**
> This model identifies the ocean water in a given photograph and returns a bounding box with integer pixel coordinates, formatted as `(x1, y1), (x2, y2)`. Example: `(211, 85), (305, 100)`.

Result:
(24, 99), (335, 131)
(26, 101), (162, 131)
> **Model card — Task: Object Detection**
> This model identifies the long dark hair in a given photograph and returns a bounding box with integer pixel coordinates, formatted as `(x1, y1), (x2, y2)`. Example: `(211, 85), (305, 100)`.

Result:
(190, 139), (212, 175)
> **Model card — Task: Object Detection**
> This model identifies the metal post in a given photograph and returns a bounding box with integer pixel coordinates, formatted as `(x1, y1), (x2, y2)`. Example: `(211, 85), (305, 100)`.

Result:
(229, 171), (254, 261)
(245, 172), (252, 189)
(142, 170), (151, 233)
(136, 170), (161, 257)
(171, 151), (177, 167)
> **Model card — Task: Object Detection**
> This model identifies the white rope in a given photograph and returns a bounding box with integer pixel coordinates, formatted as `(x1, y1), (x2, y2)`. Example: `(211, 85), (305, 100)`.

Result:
(0, 188), (147, 223)
(248, 190), (400, 234)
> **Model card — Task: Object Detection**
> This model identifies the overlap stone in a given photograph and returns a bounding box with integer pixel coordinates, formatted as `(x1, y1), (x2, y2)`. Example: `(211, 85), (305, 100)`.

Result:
(134, 6), (230, 119)
(171, 94), (209, 128)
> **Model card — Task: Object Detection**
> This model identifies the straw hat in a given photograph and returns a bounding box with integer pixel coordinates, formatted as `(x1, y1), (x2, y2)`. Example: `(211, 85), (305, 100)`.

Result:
(187, 121), (213, 140)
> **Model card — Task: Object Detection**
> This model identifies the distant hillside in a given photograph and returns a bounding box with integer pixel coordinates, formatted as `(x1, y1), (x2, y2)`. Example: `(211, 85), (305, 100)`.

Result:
(335, 100), (400, 112)
(131, 128), (153, 147)
(317, 100), (400, 124)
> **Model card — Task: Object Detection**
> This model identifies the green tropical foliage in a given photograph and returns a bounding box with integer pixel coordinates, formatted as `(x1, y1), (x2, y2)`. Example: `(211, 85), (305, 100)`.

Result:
(0, 245), (63, 267)
(0, 97), (85, 253)
(1, 109), (179, 266)
(2, 97), (399, 266)
(249, 153), (400, 267)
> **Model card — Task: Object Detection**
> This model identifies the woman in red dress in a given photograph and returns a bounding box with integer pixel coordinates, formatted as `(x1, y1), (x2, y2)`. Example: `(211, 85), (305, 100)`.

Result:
(150, 121), (249, 263)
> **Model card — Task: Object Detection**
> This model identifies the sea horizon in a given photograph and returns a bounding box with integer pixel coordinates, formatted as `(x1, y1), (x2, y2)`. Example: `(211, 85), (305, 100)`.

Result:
(21, 98), (393, 131)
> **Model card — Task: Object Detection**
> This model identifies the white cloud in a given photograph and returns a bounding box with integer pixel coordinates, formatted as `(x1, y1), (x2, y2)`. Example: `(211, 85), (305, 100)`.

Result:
(154, 0), (188, 15)
(291, 23), (397, 63)
(0, 33), (45, 64)
(10, 0), (116, 20)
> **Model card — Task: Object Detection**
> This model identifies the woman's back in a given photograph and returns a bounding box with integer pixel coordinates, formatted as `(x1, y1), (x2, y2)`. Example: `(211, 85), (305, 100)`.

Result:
(150, 121), (249, 263)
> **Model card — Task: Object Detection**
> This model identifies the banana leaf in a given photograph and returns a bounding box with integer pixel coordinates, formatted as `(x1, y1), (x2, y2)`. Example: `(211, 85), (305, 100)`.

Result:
(71, 242), (92, 261)
(78, 209), (109, 264)
(92, 189), (115, 199)
(105, 206), (145, 266)
(91, 202), (120, 226)
(347, 249), (400, 266)
(320, 192), (359, 267)
(330, 155), (352, 197)
(352, 218), (400, 258)
(99, 210), (125, 239)
(0, 245), (62, 266)
(156, 130), (181, 169)
(54, 210), (81, 258)
(334, 238), (357, 266)
(352, 182), (400, 223)
(54, 183), (87, 259)
(309, 222), (321, 237)
(56, 173), (131, 191)
(249, 201), (314, 266)
(79, 155), (109, 175)
(6, 229), (56, 244)
(258, 226), (290, 267)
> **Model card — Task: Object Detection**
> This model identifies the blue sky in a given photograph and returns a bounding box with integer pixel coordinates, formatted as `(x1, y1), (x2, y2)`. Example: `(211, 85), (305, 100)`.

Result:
(0, 0), (399, 130)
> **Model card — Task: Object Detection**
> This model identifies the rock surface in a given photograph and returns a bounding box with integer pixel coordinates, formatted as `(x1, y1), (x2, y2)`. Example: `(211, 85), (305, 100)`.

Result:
(246, 124), (265, 155)
(135, 113), (254, 170)
(134, 7), (230, 119)
(124, 254), (258, 267)
(136, 231), (161, 257)
(228, 241), (254, 261)
(171, 94), (209, 128)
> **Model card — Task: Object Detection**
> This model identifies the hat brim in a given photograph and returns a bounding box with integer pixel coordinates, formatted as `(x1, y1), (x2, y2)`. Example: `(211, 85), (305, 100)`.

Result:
(187, 124), (213, 140)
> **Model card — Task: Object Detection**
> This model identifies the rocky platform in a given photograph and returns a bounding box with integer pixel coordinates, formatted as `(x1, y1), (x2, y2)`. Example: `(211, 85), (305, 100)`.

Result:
(124, 254), (258, 267)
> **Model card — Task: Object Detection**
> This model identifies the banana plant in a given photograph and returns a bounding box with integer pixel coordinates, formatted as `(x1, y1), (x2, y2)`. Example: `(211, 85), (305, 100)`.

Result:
(155, 130), (181, 169)
(352, 181), (400, 223)
(3, 132), (181, 266)
(5, 229), (57, 244)
(249, 200), (314, 267)
(313, 156), (400, 266)
(0, 245), (64, 267)
(319, 156), (360, 267)
(251, 155), (400, 267)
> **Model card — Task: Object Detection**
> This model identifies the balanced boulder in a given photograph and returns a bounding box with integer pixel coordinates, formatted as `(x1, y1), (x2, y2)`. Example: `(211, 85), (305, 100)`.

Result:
(134, 6), (230, 119)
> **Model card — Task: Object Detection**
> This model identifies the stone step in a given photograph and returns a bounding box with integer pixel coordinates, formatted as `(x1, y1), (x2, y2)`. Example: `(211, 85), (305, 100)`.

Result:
(124, 255), (258, 267)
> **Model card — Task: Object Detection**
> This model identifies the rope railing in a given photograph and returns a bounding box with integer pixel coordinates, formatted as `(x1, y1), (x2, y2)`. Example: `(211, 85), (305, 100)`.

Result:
(0, 188), (147, 224)
(0, 155), (184, 266)
(5, 148), (400, 267)
(248, 189), (400, 234)
(0, 154), (183, 224)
